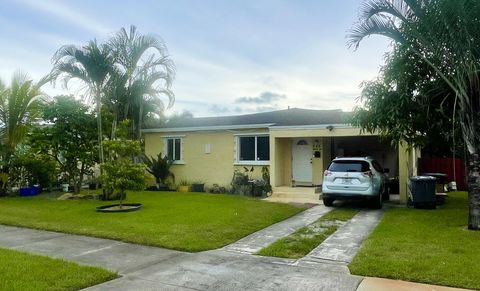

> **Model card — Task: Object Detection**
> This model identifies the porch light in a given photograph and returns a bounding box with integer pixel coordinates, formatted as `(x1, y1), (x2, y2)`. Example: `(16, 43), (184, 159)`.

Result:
(297, 139), (308, 145)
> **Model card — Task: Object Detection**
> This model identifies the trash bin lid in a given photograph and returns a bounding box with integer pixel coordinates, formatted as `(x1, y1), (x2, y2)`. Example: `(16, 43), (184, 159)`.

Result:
(421, 172), (447, 178)
(409, 176), (437, 181)
(420, 173), (448, 183)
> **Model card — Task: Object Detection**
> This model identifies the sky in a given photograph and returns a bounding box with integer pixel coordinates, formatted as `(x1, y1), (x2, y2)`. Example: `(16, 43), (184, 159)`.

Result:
(0, 0), (392, 117)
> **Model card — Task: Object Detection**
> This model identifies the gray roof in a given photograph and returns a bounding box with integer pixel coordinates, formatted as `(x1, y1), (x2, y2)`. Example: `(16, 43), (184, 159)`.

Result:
(155, 108), (351, 129)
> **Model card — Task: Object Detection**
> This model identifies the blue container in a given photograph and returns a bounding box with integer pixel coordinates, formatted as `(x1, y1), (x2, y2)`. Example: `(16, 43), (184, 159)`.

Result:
(19, 187), (40, 197)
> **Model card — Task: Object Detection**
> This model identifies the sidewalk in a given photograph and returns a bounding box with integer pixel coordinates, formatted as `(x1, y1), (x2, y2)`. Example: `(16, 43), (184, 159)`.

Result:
(358, 277), (471, 291)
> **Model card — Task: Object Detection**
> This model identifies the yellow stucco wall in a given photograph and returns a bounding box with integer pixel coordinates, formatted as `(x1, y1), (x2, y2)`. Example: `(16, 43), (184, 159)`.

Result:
(144, 129), (268, 189)
(272, 138), (292, 186)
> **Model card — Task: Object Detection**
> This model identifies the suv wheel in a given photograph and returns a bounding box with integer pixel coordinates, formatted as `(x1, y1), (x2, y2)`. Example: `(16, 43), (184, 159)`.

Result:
(323, 197), (334, 207)
(371, 193), (383, 209)
(382, 185), (390, 201)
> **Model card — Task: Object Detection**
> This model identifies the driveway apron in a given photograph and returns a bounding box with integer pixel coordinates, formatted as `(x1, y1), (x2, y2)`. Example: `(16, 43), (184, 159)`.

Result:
(222, 205), (331, 254)
(299, 209), (384, 266)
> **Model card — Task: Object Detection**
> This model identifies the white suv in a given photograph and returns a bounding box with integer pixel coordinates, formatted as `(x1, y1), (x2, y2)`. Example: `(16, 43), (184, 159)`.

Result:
(321, 157), (389, 208)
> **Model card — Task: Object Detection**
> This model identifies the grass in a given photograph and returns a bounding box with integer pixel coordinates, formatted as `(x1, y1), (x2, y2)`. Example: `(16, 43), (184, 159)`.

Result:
(0, 247), (117, 291)
(0, 191), (304, 252)
(349, 192), (480, 290)
(257, 208), (358, 259)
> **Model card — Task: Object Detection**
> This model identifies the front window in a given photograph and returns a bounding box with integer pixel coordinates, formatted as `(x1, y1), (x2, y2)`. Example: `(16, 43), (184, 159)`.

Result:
(238, 135), (269, 163)
(166, 137), (182, 161)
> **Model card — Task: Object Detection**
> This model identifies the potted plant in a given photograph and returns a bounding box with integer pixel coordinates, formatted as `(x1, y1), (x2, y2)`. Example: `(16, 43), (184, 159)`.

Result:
(177, 180), (190, 192)
(191, 181), (205, 192)
(142, 153), (175, 190)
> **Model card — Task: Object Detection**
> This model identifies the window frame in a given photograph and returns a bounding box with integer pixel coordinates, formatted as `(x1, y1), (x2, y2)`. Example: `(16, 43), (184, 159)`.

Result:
(163, 136), (185, 164)
(235, 134), (270, 166)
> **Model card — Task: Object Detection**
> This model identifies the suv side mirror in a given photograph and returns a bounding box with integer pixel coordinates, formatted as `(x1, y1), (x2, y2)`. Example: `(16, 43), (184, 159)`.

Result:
(384, 168), (390, 174)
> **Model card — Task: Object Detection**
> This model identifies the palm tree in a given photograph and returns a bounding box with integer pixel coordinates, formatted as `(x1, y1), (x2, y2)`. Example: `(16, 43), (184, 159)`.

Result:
(108, 25), (175, 139)
(0, 72), (49, 194)
(349, 0), (480, 229)
(347, 0), (428, 49)
(51, 40), (113, 164)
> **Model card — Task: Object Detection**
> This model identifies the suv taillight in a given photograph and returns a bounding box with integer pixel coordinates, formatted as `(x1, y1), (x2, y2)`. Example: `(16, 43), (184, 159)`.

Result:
(324, 170), (332, 176)
(362, 171), (373, 177)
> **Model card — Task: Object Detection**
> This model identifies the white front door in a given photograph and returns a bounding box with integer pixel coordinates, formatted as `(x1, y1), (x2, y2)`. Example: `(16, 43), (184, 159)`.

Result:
(292, 138), (313, 184)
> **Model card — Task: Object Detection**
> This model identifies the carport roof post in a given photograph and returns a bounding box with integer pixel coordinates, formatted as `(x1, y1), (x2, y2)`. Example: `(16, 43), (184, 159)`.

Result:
(398, 142), (421, 202)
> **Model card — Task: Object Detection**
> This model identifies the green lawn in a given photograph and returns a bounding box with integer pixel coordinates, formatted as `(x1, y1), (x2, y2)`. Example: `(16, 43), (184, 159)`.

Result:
(257, 208), (358, 259)
(349, 192), (480, 290)
(0, 247), (117, 291)
(0, 191), (305, 252)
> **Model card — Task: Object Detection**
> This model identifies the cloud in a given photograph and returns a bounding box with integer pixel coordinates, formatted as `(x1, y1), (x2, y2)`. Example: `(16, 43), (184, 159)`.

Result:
(13, 0), (110, 35)
(208, 105), (230, 114)
(235, 91), (286, 104)
(233, 107), (244, 114)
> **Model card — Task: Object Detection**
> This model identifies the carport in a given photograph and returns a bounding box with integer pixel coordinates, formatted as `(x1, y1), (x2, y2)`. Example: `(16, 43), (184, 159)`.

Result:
(330, 136), (399, 187)
(269, 125), (418, 201)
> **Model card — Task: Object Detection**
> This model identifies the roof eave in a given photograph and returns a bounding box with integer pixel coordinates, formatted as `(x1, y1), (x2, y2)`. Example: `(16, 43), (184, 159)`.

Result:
(268, 123), (353, 130)
(142, 123), (275, 133)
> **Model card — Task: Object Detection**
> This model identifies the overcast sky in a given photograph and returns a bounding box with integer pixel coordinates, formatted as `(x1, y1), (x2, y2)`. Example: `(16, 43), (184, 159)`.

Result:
(0, 0), (391, 117)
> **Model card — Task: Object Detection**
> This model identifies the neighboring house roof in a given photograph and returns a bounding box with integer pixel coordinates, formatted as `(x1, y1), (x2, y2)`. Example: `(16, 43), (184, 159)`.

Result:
(143, 108), (352, 132)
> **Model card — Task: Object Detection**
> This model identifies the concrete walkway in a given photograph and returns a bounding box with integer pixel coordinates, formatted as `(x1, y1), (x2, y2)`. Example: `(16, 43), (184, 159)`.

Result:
(222, 205), (331, 254)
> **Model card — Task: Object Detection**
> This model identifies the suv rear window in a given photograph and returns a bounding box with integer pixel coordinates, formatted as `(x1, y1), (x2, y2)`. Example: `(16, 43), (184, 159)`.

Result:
(328, 160), (370, 172)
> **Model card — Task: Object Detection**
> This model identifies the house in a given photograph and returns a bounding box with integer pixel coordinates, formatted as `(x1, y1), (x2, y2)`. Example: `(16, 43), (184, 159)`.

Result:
(143, 108), (419, 201)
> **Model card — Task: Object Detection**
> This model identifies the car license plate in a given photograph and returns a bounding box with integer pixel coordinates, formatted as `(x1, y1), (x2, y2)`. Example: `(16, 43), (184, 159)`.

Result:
(342, 178), (352, 184)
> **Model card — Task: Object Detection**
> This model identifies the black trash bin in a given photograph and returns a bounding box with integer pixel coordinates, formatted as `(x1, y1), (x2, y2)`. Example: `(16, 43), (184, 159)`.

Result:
(409, 176), (437, 209)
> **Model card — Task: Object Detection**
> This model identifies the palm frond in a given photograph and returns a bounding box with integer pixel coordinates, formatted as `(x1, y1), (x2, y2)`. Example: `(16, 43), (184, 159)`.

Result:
(348, 14), (405, 49)
(348, 0), (426, 49)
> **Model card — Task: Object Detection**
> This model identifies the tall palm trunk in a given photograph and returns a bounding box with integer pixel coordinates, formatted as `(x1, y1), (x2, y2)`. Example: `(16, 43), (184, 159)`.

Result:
(468, 151), (480, 229)
(95, 88), (104, 164)
(137, 102), (143, 140)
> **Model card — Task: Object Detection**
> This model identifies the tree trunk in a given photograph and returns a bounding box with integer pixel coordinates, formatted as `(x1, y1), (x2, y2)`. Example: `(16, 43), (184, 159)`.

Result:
(137, 102), (143, 140)
(95, 89), (106, 200)
(75, 162), (85, 194)
(96, 90), (104, 164)
(73, 183), (80, 194)
(468, 152), (480, 230)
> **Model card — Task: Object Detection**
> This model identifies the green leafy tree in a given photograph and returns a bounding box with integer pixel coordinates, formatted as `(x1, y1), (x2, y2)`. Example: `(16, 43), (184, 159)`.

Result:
(13, 151), (57, 190)
(29, 96), (97, 193)
(349, 0), (480, 229)
(0, 72), (48, 195)
(101, 121), (145, 204)
(351, 44), (460, 152)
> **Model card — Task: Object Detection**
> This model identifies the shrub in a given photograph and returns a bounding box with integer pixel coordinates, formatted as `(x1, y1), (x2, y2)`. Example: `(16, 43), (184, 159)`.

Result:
(101, 121), (145, 204)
